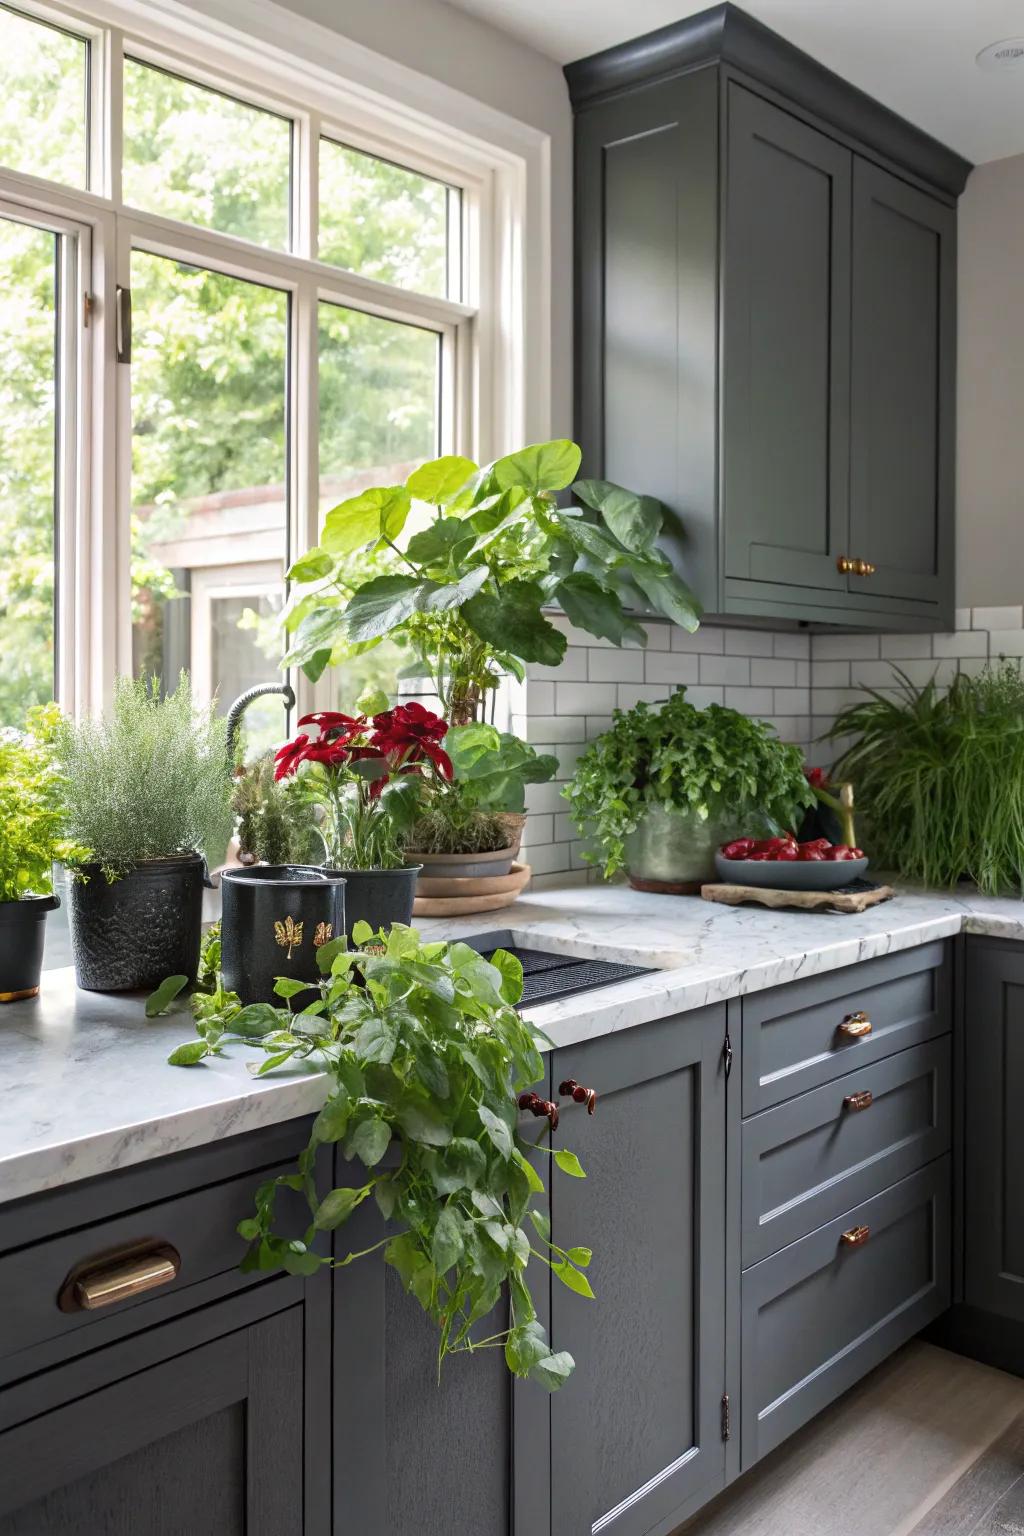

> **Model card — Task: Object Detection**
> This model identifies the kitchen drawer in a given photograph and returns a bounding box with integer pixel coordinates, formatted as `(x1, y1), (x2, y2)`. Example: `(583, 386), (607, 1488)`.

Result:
(742, 1037), (951, 1265)
(742, 941), (950, 1114)
(0, 1132), (319, 1377)
(741, 1157), (951, 1468)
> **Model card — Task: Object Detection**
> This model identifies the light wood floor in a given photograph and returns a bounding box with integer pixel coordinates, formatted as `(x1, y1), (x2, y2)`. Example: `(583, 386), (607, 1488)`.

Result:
(679, 1343), (1024, 1536)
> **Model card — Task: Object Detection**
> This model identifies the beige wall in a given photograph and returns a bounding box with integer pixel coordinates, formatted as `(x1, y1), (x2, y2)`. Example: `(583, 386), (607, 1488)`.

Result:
(957, 152), (1024, 606)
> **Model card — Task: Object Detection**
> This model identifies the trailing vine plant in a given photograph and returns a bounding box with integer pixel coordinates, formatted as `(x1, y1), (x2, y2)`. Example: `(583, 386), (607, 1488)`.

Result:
(159, 923), (593, 1389)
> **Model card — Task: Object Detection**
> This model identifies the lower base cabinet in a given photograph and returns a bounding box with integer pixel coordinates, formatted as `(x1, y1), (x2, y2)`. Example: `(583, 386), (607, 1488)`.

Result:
(548, 1005), (729, 1536)
(0, 1292), (312, 1536)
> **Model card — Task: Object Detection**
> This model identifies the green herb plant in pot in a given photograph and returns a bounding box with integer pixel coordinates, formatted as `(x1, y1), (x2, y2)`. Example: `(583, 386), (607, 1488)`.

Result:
(272, 702), (453, 937)
(0, 704), (85, 1001)
(55, 674), (233, 991)
(564, 691), (814, 892)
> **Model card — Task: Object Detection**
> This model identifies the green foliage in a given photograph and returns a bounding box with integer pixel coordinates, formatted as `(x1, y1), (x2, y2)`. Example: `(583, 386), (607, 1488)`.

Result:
(444, 724), (558, 815)
(166, 924), (593, 1388)
(826, 663), (1024, 895)
(0, 703), (85, 902)
(54, 674), (234, 872)
(565, 691), (815, 879)
(233, 756), (317, 865)
(282, 449), (701, 722)
(405, 803), (513, 857)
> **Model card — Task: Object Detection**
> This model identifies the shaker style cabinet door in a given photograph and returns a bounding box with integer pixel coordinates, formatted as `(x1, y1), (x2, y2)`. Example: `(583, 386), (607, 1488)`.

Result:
(964, 940), (1024, 1325)
(722, 84), (852, 595)
(848, 158), (956, 610)
(549, 1007), (728, 1536)
(0, 1308), (307, 1536)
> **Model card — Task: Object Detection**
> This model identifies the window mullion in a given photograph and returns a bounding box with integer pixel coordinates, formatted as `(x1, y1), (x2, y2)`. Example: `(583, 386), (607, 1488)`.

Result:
(98, 22), (122, 202)
(292, 274), (321, 721)
(297, 108), (319, 262)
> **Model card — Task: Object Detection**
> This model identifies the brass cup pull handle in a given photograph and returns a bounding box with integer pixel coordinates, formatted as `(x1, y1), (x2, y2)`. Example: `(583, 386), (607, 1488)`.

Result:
(58, 1242), (181, 1313)
(838, 1011), (872, 1040)
(840, 1224), (870, 1249)
(843, 1089), (873, 1112)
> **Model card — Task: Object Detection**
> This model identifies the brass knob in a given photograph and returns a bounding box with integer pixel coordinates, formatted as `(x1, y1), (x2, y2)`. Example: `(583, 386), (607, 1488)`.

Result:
(837, 1011), (872, 1041)
(837, 555), (855, 574)
(58, 1241), (181, 1313)
(840, 1224), (870, 1248)
(843, 1089), (874, 1112)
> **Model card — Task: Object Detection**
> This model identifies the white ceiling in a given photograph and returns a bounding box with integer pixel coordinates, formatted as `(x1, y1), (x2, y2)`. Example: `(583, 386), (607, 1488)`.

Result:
(442, 0), (1024, 164)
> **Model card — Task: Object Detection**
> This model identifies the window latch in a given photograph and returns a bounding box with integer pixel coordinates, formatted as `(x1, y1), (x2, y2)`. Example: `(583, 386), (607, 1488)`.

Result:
(115, 285), (132, 363)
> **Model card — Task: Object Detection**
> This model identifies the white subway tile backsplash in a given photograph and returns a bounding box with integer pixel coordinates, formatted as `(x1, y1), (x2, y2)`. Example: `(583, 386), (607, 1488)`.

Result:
(722, 686), (775, 715)
(525, 780), (574, 816)
(725, 628), (774, 655)
(554, 681), (617, 715)
(772, 688), (811, 714)
(531, 868), (589, 891)
(987, 630), (1024, 657)
(773, 632), (811, 659)
(684, 685), (724, 709)
(811, 660), (850, 687)
(671, 626), (724, 653)
(973, 606), (1023, 632)
(850, 660), (904, 689)
(700, 654), (750, 686)
(553, 812), (576, 842)
(813, 633), (881, 660)
(527, 842), (575, 876)
(618, 683), (670, 710)
(954, 608), (971, 631)
(795, 660), (811, 687)
(588, 647), (644, 682)
(645, 651), (700, 685)
(522, 814), (554, 846)
(751, 657), (797, 687)
(524, 679), (554, 714)
(642, 621), (672, 650)
(877, 632), (933, 658)
(526, 648), (587, 681)
(931, 630), (988, 659)
(522, 714), (588, 743)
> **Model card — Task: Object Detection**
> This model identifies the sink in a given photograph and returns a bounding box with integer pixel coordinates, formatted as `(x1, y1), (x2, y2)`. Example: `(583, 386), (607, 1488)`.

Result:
(460, 929), (655, 1007)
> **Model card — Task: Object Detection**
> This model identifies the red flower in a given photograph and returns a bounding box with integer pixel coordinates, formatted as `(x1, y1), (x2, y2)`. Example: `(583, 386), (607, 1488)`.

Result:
(370, 702), (453, 779)
(274, 732), (311, 781)
(301, 738), (351, 771)
(298, 711), (366, 745)
(805, 766), (829, 789)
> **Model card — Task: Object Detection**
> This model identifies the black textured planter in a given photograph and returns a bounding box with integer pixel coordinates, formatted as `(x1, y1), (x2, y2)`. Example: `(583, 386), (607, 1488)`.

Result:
(221, 865), (347, 1006)
(336, 865), (421, 940)
(0, 893), (59, 1002)
(68, 855), (205, 992)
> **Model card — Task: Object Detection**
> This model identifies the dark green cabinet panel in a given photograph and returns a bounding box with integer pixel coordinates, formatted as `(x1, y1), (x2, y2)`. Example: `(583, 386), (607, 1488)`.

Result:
(849, 159), (956, 608)
(722, 85), (851, 594)
(964, 940), (1024, 1325)
(549, 1008), (728, 1536)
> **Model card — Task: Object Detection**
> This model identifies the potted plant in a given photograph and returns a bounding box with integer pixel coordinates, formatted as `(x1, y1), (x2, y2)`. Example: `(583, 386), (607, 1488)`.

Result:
(271, 701), (452, 935)
(564, 691), (814, 891)
(55, 674), (234, 991)
(404, 723), (558, 913)
(161, 920), (595, 1391)
(0, 704), (84, 1001)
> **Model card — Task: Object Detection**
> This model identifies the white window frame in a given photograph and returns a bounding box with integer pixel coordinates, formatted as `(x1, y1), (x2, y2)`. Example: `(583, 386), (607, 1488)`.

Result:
(0, 0), (550, 718)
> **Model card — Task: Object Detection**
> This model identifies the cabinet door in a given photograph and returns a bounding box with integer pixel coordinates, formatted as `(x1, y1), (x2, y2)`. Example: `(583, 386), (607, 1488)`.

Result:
(849, 159), (956, 609)
(723, 84), (852, 594)
(549, 1008), (728, 1536)
(964, 941), (1024, 1324)
(0, 1308), (305, 1535)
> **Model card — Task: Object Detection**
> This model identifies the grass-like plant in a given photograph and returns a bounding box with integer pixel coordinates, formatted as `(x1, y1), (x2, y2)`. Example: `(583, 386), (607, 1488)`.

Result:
(825, 662), (1024, 894)
(55, 674), (233, 873)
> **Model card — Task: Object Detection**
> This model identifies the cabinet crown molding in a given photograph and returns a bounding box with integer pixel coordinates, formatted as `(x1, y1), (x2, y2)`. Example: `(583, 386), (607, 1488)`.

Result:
(564, 0), (972, 198)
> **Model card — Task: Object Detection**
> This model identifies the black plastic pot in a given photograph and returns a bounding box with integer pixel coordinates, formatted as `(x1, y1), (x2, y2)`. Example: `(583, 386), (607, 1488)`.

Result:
(221, 865), (347, 1006)
(68, 854), (206, 992)
(0, 893), (59, 1001)
(336, 865), (421, 940)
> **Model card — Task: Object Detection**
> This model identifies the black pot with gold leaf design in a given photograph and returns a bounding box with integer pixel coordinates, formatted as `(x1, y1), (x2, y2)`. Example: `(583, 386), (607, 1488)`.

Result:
(220, 865), (346, 1006)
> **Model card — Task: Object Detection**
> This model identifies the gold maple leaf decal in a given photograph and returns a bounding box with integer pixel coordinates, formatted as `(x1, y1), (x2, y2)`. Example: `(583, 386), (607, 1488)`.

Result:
(274, 915), (303, 960)
(313, 922), (333, 948)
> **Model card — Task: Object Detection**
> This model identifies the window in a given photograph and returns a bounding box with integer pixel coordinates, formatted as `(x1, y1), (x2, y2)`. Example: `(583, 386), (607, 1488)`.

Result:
(0, 7), (88, 188)
(0, 0), (531, 744)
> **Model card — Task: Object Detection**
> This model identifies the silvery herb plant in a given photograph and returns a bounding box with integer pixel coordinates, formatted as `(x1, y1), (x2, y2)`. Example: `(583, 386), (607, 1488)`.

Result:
(283, 439), (701, 726)
(162, 922), (593, 1389)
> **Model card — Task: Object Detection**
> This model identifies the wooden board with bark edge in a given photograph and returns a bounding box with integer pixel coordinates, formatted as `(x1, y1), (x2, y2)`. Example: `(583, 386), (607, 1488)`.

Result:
(701, 882), (895, 914)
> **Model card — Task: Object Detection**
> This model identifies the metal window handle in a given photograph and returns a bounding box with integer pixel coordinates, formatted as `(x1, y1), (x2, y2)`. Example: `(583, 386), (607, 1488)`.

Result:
(838, 1011), (872, 1040)
(843, 1089), (874, 1112)
(840, 1224), (870, 1249)
(58, 1241), (180, 1313)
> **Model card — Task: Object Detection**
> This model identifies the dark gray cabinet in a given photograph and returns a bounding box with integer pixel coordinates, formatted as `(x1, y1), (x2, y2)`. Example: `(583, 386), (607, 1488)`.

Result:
(567, 4), (970, 630)
(963, 939), (1024, 1326)
(548, 1005), (729, 1536)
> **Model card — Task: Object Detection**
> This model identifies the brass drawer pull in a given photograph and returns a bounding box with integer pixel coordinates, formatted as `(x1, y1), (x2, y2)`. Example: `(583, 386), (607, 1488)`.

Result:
(837, 1011), (872, 1040)
(837, 556), (876, 576)
(837, 555), (855, 574)
(843, 1089), (874, 1112)
(840, 1224), (870, 1249)
(58, 1241), (181, 1313)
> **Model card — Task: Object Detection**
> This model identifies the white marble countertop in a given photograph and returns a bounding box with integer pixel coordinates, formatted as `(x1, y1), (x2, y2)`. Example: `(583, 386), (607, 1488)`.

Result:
(2, 882), (1023, 1207)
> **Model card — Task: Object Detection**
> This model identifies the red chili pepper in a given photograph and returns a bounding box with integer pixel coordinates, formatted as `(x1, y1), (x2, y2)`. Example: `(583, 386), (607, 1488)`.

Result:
(798, 848), (827, 861)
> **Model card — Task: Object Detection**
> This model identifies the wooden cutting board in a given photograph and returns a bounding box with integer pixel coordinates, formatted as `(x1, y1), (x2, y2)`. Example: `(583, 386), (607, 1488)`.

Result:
(701, 881), (895, 914)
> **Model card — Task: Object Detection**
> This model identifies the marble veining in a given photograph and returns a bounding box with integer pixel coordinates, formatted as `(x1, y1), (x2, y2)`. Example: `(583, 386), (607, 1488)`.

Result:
(1, 883), (1021, 1206)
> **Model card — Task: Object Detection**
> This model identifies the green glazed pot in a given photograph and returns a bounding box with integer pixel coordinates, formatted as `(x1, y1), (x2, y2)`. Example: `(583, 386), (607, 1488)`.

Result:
(623, 805), (733, 893)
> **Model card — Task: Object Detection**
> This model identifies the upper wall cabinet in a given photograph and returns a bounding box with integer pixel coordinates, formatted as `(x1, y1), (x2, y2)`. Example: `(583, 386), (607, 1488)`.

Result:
(567, 2), (969, 631)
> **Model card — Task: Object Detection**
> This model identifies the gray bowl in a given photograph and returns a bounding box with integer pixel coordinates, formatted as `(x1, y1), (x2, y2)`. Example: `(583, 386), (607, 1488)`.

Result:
(713, 853), (870, 891)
